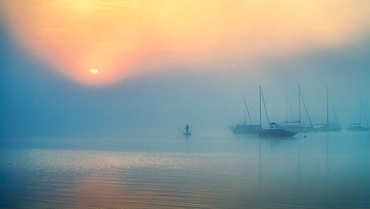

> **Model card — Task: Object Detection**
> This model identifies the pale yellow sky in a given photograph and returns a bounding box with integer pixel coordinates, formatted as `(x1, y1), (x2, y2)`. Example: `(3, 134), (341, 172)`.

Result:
(1, 0), (369, 85)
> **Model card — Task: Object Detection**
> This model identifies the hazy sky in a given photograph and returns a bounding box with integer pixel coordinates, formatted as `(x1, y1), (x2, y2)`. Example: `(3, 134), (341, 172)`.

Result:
(0, 0), (369, 138)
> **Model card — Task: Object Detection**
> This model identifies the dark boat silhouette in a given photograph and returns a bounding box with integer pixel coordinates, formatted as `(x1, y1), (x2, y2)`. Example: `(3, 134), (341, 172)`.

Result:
(315, 123), (341, 132)
(347, 101), (369, 131)
(347, 123), (369, 131)
(259, 122), (297, 137)
(258, 86), (297, 138)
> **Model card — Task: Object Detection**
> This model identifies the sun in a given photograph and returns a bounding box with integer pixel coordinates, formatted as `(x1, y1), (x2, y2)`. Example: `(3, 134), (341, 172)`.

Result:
(90, 68), (99, 74)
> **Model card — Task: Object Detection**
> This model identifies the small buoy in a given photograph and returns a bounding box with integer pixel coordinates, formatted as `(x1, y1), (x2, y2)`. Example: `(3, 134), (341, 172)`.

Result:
(304, 135), (307, 138)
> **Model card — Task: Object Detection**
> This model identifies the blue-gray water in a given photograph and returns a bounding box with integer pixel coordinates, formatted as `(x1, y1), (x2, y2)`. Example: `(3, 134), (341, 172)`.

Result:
(1, 131), (369, 208)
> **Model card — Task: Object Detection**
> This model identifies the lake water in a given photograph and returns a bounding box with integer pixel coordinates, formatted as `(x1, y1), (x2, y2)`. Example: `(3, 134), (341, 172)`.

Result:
(1, 131), (369, 208)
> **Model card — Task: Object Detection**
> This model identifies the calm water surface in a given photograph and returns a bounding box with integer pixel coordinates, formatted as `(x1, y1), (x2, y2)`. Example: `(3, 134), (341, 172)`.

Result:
(1, 131), (369, 208)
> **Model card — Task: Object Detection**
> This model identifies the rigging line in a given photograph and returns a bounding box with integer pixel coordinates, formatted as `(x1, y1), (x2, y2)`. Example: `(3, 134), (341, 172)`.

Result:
(243, 94), (247, 124)
(285, 95), (289, 122)
(360, 101), (369, 128)
(299, 87), (314, 126)
(261, 88), (270, 125)
(326, 87), (330, 125)
(286, 95), (296, 122)
(329, 94), (340, 126)
(298, 86), (301, 124)
(244, 94), (254, 125)
(259, 86), (262, 126)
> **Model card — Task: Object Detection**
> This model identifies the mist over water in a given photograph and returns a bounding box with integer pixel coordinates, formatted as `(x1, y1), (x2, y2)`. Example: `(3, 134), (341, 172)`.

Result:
(0, 14), (368, 138)
(1, 132), (369, 208)
(1, 2), (370, 207)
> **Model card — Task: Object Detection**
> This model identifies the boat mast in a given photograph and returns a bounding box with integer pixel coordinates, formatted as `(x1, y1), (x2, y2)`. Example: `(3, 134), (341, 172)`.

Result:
(259, 86), (262, 126)
(359, 100), (362, 127)
(361, 101), (369, 128)
(326, 87), (329, 126)
(260, 87), (270, 125)
(329, 91), (340, 126)
(243, 94), (247, 124)
(299, 86), (313, 127)
(326, 87), (340, 127)
(298, 85), (302, 127)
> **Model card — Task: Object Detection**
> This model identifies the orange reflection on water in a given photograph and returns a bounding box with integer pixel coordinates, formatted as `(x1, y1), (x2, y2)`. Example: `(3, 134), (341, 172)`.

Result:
(70, 176), (129, 208)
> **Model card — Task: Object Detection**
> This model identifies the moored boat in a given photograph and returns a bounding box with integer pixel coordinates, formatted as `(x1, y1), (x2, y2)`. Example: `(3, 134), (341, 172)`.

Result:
(258, 87), (297, 138)
(282, 86), (314, 133)
(347, 101), (369, 131)
(314, 88), (341, 132)
(232, 94), (262, 134)
(259, 122), (297, 138)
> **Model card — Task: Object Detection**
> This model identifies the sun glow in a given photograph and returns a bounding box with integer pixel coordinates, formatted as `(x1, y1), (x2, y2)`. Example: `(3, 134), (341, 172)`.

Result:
(0, 0), (368, 85)
(90, 68), (99, 74)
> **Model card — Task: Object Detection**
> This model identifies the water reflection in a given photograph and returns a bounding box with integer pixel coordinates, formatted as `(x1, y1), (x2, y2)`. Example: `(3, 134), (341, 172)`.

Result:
(1, 132), (369, 208)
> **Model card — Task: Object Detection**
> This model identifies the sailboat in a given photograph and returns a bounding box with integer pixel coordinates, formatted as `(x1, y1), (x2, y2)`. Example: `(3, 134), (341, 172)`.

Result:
(258, 86), (297, 138)
(233, 94), (262, 134)
(315, 88), (341, 132)
(347, 102), (369, 131)
(282, 86), (314, 133)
